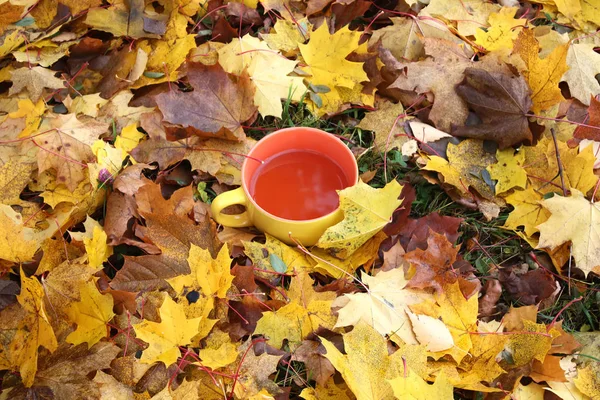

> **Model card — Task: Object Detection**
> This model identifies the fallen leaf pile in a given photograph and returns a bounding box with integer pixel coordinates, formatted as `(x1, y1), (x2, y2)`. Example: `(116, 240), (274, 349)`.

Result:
(1, 0), (600, 398)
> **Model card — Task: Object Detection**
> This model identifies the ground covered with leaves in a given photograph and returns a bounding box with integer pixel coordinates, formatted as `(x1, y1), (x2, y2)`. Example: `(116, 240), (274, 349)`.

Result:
(1, 0), (600, 398)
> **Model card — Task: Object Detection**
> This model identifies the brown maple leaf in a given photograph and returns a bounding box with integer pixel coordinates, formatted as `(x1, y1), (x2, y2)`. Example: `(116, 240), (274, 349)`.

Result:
(573, 96), (600, 141)
(155, 63), (257, 141)
(111, 183), (221, 292)
(5, 342), (119, 399)
(453, 68), (533, 149)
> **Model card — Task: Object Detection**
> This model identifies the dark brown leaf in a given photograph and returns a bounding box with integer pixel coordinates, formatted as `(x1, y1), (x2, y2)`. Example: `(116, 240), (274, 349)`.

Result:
(498, 267), (558, 305)
(397, 212), (462, 251)
(453, 68), (533, 149)
(291, 340), (335, 386)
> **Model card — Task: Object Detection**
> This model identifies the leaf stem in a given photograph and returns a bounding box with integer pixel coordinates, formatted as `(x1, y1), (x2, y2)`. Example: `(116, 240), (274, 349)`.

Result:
(549, 127), (568, 197)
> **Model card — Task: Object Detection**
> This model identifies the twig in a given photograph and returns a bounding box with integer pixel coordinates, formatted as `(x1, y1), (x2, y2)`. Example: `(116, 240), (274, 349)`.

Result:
(550, 128), (568, 197)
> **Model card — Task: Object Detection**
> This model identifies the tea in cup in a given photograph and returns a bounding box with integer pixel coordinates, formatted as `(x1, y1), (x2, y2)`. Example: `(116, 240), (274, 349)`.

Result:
(211, 127), (358, 246)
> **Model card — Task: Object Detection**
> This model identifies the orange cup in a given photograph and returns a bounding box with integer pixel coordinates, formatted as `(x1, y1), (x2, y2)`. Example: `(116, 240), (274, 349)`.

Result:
(211, 127), (358, 246)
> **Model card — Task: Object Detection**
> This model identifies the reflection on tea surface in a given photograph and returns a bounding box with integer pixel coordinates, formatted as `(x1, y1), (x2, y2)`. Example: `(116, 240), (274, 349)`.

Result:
(250, 150), (349, 220)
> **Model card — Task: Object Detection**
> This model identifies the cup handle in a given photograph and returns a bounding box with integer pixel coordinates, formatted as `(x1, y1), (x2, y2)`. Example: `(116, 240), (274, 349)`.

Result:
(211, 187), (252, 228)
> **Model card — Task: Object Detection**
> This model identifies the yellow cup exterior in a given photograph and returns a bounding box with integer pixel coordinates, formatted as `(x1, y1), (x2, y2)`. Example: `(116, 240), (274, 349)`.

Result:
(210, 127), (358, 246)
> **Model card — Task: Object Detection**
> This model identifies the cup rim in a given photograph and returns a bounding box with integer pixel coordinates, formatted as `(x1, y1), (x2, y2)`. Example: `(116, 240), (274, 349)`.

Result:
(240, 127), (358, 225)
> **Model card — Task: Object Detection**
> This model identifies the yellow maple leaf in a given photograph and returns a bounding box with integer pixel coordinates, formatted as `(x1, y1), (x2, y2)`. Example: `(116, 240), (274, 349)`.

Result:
(421, 0), (500, 37)
(316, 180), (402, 259)
(410, 282), (478, 363)
(388, 370), (453, 399)
(573, 363), (600, 399)
(522, 136), (598, 195)
(260, 18), (310, 56)
(299, 380), (354, 400)
(507, 320), (559, 366)
(475, 7), (528, 52)
(10, 270), (58, 387)
(504, 187), (551, 238)
(308, 231), (387, 278)
(69, 216), (112, 269)
(423, 139), (496, 199)
(167, 245), (233, 299)
(320, 322), (410, 400)
(198, 330), (238, 370)
(13, 40), (77, 68)
(132, 35), (197, 88)
(67, 93), (108, 117)
(0, 204), (56, 263)
(133, 296), (201, 365)
(299, 24), (368, 116)
(513, 382), (547, 399)
(333, 268), (433, 345)
(115, 123), (145, 154)
(66, 280), (115, 348)
(537, 189), (600, 277)
(255, 271), (336, 348)
(487, 148), (527, 195)
(218, 34), (306, 118)
(357, 101), (412, 152)
(513, 29), (569, 113)
(453, 320), (508, 392)
(243, 233), (309, 274)
(7, 98), (45, 138)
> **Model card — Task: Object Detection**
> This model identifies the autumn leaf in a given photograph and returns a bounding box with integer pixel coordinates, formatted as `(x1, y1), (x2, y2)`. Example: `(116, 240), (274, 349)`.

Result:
(260, 18), (310, 56)
(317, 180), (402, 259)
(356, 101), (412, 152)
(299, 24), (369, 115)
(255, 271), (336, 349)
(154, 63), (257, 141)
(369, 16), (469, 62)
(218, 34), (306, 118)
(474, 7), (527, 52)
(503, 187), (551, 239)
(333, 268), (433, 345)
(487, 148), (528, 194)
(512, 29), (569, 113)
(423, 139), (496, 199)
(84, 0), (162, 39)
(66, 280), (115, 348)
(404, 230), (476, 296)
(562, 43), (600, 106)
(537, 189), (600, 277)
(8, 66), (64, 101)
(453, 68), (533, 149)
(421, 0), (499, 36)
(36, 113), (109, 191)
(388, 370), (453, 399)
(134, 295), (201, 365)
(8, 270), (58, 387)
(243, 233), (308, 275)
(320, 322), (412, 400)
(573, 96), (600, 141)
(166, 244), (233, 299)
